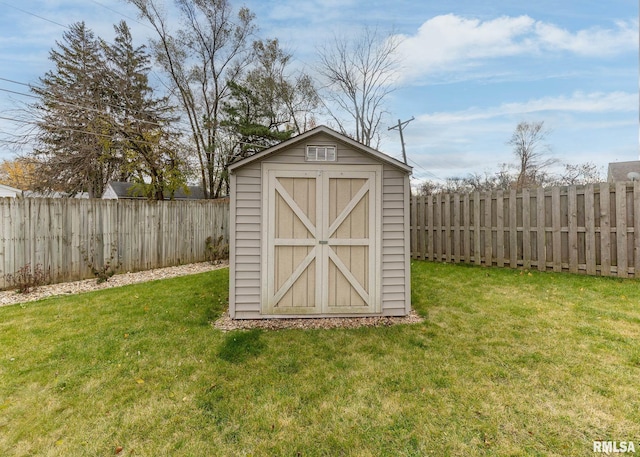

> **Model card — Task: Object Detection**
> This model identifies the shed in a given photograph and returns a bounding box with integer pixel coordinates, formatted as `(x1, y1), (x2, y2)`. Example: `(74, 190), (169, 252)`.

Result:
(228, 125), (412, 319)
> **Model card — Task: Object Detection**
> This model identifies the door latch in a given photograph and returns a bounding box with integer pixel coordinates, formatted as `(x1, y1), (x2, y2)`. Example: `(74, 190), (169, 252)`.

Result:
(319, 240), (328, 245)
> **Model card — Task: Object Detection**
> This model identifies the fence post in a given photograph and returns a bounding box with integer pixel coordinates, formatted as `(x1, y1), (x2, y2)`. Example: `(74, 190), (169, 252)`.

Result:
(473, 192), (481, 265)
(600, 183), (611, 276)
(453, 193), (461, 263)
(410, 194), (417, 259)
(634, 182), (640, 278)
(418, 195), (426, 259)
(522, 189), (531, 269)
(584, 185), (596, 275)
(509, 189), (518, 268)
(537, 187), (546, 271)
(568, 186), (578, 274)
(496, 191), (504, 268)
(444, 194), (452, 262)
(552, 187), (562, 272)
(427, 195), (434, 261)
(434, 194), (442, 262)
(616, 183), (628, 277)
(463, 193), (471, 263)
(484, 192), (492, 266)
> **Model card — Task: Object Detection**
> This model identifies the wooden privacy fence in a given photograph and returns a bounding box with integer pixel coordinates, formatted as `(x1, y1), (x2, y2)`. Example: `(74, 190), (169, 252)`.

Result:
(410, 182), (640, 277)
(0, 197), (229, 289)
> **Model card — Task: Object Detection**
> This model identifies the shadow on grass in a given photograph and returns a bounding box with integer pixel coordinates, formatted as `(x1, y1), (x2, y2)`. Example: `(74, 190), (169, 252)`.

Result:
(218, 329), (266, 363)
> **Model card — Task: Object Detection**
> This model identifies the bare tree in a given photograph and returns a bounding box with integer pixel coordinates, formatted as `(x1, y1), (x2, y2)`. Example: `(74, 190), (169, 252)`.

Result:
(507, 121), (556, 190)
(127, 0), (256, 198)
(316, 27), (401, 148)
(415, 179), (440, 196)
(244, 39), (320, 136)
(557, 162), (603, 185)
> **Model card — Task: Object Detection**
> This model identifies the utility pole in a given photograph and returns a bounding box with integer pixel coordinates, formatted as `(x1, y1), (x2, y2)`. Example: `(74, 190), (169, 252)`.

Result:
(388, 117), (414, 165)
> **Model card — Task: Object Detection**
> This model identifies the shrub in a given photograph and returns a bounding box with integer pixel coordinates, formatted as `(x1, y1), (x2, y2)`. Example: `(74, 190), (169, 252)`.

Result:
(80, 241), (122, 284)
(4, 263), (49, 294)
(205, 235), (229, 264)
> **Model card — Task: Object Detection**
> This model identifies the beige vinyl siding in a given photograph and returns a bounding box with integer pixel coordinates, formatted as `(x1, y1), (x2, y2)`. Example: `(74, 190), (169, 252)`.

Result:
(381, 166), (411, 316)
(261, 134), (381, 166)
(230, 129), (411, 319)
(230, 162), (262, 319)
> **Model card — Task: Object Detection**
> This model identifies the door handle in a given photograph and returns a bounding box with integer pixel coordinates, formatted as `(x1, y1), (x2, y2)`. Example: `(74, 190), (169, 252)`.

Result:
(319, 240), (328, 245)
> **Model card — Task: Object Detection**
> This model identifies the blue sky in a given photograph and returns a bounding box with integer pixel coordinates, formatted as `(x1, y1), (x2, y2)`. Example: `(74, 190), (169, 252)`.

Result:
(0, 0), (637, 184)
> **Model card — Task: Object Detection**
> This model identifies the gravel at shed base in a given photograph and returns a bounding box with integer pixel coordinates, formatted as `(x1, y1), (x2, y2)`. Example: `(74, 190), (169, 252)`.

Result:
(0, 261), (228, 307)
(213, 309), (424, 331)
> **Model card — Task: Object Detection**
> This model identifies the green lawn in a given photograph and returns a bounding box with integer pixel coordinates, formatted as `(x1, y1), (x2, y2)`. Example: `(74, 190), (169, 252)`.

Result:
(1, 262), (639, 456)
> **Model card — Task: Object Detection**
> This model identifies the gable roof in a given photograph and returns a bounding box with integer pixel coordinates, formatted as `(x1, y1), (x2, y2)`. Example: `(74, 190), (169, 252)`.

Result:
(23, 190), (89, 199)
(608, 161), (640, 182)
(104, 182), (205, 200)
(228, 125), (412, 173)
(0, 183), (23, 196)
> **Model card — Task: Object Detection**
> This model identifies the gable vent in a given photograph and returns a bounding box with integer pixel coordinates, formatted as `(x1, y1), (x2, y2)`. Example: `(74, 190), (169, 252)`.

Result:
(306, 145), (337, 162)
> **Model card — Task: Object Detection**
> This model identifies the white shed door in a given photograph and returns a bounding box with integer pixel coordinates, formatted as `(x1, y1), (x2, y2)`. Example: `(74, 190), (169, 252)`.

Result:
(263, 164), (381, 315)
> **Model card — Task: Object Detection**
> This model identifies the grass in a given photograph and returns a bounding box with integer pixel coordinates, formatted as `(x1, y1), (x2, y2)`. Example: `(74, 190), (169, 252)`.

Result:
(1, 262), (639, 456)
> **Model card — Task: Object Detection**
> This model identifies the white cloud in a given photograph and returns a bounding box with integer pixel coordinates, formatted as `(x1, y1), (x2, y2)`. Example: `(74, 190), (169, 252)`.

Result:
(395, 14), (638, 80)
(418, 91), (638, 123)
(534, 20), (639, 56)
(398, 14), (534, 66)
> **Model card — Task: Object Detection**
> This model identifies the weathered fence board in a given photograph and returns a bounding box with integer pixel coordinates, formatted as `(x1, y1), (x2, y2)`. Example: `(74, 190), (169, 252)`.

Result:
(410, 183), (640, 278)
(0, 197), (229, 289)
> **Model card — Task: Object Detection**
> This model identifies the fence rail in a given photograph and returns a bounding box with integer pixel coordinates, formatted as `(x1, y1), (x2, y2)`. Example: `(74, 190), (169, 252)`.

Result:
(410, 183), (640, 277)
(0, 197), (229, 289)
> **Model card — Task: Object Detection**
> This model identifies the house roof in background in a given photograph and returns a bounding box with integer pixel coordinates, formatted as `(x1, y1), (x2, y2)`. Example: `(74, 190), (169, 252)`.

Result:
(0, 183), (22, 193)
(607, 161), (640, 182)
(23, 190), (89, 198)
(105, 182), (205, 200)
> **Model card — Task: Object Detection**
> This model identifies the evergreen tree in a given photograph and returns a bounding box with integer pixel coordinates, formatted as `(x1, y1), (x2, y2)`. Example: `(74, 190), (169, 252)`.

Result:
(29, 21), (185, 199)
(222, 80), (293, 160)
(103, 21), (186, 200)
(31, 22), (115, 197)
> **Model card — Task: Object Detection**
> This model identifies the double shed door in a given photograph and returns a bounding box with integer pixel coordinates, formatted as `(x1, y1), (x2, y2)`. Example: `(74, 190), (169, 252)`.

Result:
(262, 164), (381, 315)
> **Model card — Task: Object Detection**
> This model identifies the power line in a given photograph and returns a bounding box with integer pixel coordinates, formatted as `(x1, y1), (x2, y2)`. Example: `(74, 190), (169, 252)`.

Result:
(0, 87), (36, 99)
(0, 75), (246, 143)
(0, 3), (201, 167)
(0, 2), (68, 28)
(0, 4), (208, 142)
(0, 77), (217, 152)
(406, 156), (443, 181)
(0, 114), (177, 149)
(88, 0), (152, 30)
(386, 117), (441, 180)
(0, 0), (188, 136)
(1, 1), (152, 31)
(0, 79), (184, 133)
(0, 77), (30, 87)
